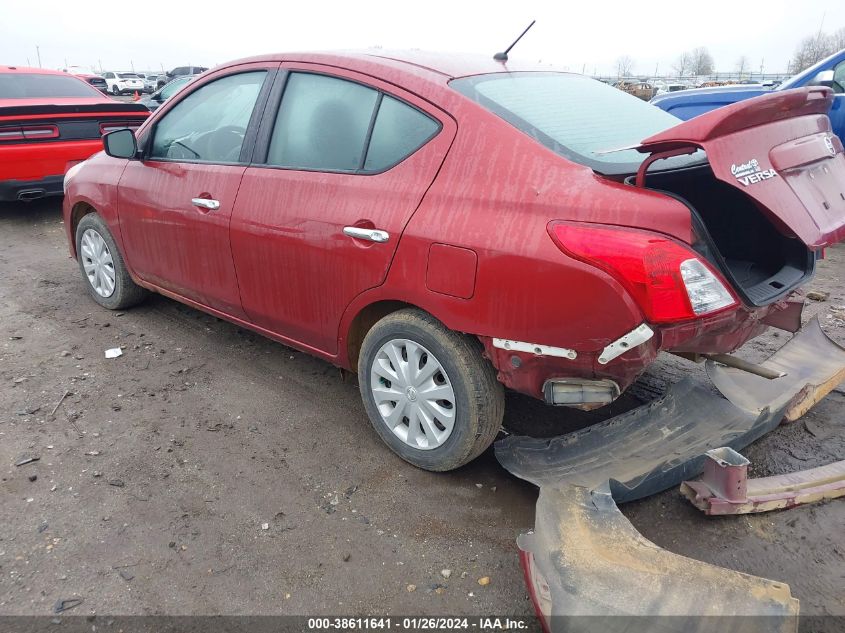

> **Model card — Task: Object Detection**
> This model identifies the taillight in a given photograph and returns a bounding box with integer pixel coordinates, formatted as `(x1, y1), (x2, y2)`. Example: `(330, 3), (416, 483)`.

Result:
(0, 125), (59, 141)
(548, 221), (737, 323)
(99, 122), (141, 135)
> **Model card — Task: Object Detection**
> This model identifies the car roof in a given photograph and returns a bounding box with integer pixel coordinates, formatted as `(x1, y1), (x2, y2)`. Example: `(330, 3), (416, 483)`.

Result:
(0, 66), (111, 104)
(0, 66), (71, 76)
(218, 50), (568, 82)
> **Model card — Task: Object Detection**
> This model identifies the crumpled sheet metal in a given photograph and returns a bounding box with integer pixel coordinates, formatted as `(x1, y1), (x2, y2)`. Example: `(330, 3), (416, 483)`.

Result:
(681, 458), (845, 515)
(520, 485), (799, 632)
(706, 317), (845, 422)
(495, 378), (787, 503)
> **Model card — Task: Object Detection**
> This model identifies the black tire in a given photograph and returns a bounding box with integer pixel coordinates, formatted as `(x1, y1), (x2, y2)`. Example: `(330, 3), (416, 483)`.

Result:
(75, 213), (147, 310)
(358, 309), (505, 471)
(111, 85), (119, 95)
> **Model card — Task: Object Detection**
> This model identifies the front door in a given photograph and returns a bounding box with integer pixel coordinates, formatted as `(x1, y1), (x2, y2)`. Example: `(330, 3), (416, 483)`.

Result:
(117, 64), (275, 317)
(230, 65), (456, 353)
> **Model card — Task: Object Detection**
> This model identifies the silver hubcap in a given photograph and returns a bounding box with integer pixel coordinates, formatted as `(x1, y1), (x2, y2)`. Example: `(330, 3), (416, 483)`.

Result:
(370, 339), (456, 450)
(80, 228), (116, 298)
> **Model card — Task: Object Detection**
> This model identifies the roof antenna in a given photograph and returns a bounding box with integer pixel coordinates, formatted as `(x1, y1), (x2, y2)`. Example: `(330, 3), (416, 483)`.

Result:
(493, 20), (536, 62)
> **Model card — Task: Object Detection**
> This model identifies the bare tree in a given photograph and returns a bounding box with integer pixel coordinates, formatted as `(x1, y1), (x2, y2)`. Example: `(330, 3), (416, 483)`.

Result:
(690, 47), (715, 76)
(789, 30), (838, 73)
(735, 55), (750, 77)
(672, 52), (691, 77)
(828, 27), (845, 54)
(616, 55), (634, 78)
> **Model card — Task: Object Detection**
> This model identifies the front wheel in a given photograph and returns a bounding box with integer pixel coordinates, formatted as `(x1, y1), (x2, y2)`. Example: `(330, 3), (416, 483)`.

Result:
(75, 213), (147, 310)
(358, 309), (504, 471)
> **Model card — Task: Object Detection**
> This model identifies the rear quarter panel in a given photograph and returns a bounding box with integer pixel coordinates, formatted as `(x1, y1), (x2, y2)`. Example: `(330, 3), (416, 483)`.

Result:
(340, 96), (695, 364)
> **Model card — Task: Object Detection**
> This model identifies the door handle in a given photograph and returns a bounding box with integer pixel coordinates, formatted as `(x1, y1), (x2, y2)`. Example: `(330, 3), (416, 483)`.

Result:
(191, 198), (220, 211)
(343, 226), (389, 243)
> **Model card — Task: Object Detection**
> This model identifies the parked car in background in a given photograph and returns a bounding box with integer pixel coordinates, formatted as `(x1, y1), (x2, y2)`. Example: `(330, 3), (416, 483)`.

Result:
(102, 72), (145, 96)
(0, 66), (148, 201)
(62, 52), (845, 471)
(651, 47), (845, 140)
(76, 74), (108, 92)
(654, 81), (688, 96)
(615, 79), (655, 100)
(142, 74), (161, 93)
(140, 75), (193, 112)
(157, 66), (208, 89)
(61, 67), (109, 93)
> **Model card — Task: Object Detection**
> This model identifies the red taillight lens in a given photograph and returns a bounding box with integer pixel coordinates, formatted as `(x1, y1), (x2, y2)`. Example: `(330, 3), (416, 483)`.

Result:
(549, 222), (736, 323)
(0, 125), (59, 141)
(99, 122), (141, 135)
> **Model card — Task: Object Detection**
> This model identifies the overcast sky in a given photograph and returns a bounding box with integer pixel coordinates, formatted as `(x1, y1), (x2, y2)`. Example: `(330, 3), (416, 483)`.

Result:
(1, 0), (843, 76)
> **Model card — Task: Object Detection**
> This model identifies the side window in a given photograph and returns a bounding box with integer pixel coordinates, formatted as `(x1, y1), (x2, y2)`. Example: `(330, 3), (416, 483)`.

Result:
(832, 61), (845, 94)
(150, 71), (266, 163)
(364, 96), (440, 171)
(267, 73), (378, 171)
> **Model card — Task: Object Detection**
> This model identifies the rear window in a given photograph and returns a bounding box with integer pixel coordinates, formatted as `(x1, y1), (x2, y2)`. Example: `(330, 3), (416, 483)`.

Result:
(118, 73), (139, 79)
(0, 73), (101, 98)
(451, 72), (704, 175)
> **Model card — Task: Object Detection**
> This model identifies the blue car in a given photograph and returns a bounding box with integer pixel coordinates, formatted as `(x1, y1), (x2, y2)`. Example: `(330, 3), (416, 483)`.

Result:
(651, 48), (845, 139)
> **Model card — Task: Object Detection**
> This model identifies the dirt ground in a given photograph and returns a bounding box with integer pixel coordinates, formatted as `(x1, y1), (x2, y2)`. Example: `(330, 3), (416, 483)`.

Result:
(1, 199), (843, 624)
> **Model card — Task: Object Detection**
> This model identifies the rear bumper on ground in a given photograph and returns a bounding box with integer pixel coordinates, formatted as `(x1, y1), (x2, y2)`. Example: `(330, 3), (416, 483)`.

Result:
(0, 175), (64, 201)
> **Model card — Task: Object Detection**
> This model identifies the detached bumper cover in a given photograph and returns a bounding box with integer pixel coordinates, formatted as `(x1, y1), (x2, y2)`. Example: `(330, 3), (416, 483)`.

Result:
(496, 316), (845, 631)
(706, 316), (845, 422)
(496, 379), (787, 501)
(521, 486), (799, 631)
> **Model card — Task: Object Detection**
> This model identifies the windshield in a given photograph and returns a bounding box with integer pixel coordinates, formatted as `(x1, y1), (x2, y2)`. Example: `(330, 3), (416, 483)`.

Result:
(0, 73), (101, 98)
(451, 72), (705, 175)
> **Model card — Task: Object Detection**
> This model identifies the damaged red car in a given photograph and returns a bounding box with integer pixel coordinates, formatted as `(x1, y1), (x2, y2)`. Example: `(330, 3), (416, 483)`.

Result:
(61, 52), (845, 471)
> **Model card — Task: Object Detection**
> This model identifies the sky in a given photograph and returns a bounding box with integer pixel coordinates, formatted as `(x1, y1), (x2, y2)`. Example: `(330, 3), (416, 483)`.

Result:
(1, 0), (843, 76)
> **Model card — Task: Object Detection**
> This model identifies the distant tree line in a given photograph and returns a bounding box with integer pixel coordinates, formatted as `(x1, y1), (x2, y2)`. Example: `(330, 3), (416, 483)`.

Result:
(788, 27), (845, 73)
(613, 27), (845, 80)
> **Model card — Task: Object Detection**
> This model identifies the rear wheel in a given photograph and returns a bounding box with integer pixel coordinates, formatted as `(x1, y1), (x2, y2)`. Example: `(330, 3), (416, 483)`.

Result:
(111, 85), (119, 95)
(358, 309), (504, 471)
(75, 213), (147, 310)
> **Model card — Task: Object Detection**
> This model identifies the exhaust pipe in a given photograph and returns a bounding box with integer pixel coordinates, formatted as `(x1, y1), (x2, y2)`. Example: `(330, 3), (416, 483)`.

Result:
(17, 189), (47, 201)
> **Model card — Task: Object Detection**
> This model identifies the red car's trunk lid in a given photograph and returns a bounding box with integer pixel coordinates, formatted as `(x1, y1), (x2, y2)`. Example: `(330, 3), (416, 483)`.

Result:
(634, 87), (845, 249)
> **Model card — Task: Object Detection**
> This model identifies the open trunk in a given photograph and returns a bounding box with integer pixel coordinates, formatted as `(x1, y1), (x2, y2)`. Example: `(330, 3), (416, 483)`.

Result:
(638, 164), (816, 306)
(625, 87), (845, 306)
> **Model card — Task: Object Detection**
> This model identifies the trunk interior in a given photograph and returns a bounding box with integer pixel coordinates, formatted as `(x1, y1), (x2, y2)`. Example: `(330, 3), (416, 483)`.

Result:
(631, 164), (815, 306)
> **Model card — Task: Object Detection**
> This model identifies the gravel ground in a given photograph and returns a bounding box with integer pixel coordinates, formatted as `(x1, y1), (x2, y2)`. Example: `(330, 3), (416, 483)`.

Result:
(0, 199), (842, 625)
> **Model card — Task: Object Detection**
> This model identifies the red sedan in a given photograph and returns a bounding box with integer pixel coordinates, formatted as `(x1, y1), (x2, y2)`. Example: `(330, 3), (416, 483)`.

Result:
(0, 66), (148, 201)
(61, 52), (845, 470)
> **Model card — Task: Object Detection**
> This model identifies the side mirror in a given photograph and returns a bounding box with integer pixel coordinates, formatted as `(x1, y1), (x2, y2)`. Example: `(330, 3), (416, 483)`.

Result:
(103, 129), (137, 159)
(811, 69), (835, 88)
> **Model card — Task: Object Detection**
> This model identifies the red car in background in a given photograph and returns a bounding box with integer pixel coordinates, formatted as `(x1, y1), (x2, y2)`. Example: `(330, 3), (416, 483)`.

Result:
(0, 66), (148, 201)
(61, 52), (845, 471)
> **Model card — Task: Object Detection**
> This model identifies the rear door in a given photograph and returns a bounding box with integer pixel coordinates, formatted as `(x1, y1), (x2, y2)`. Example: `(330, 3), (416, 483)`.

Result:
(230, 64), (456, 353)
(635, 87), (845, 249)
(117, 63), (276, 317)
